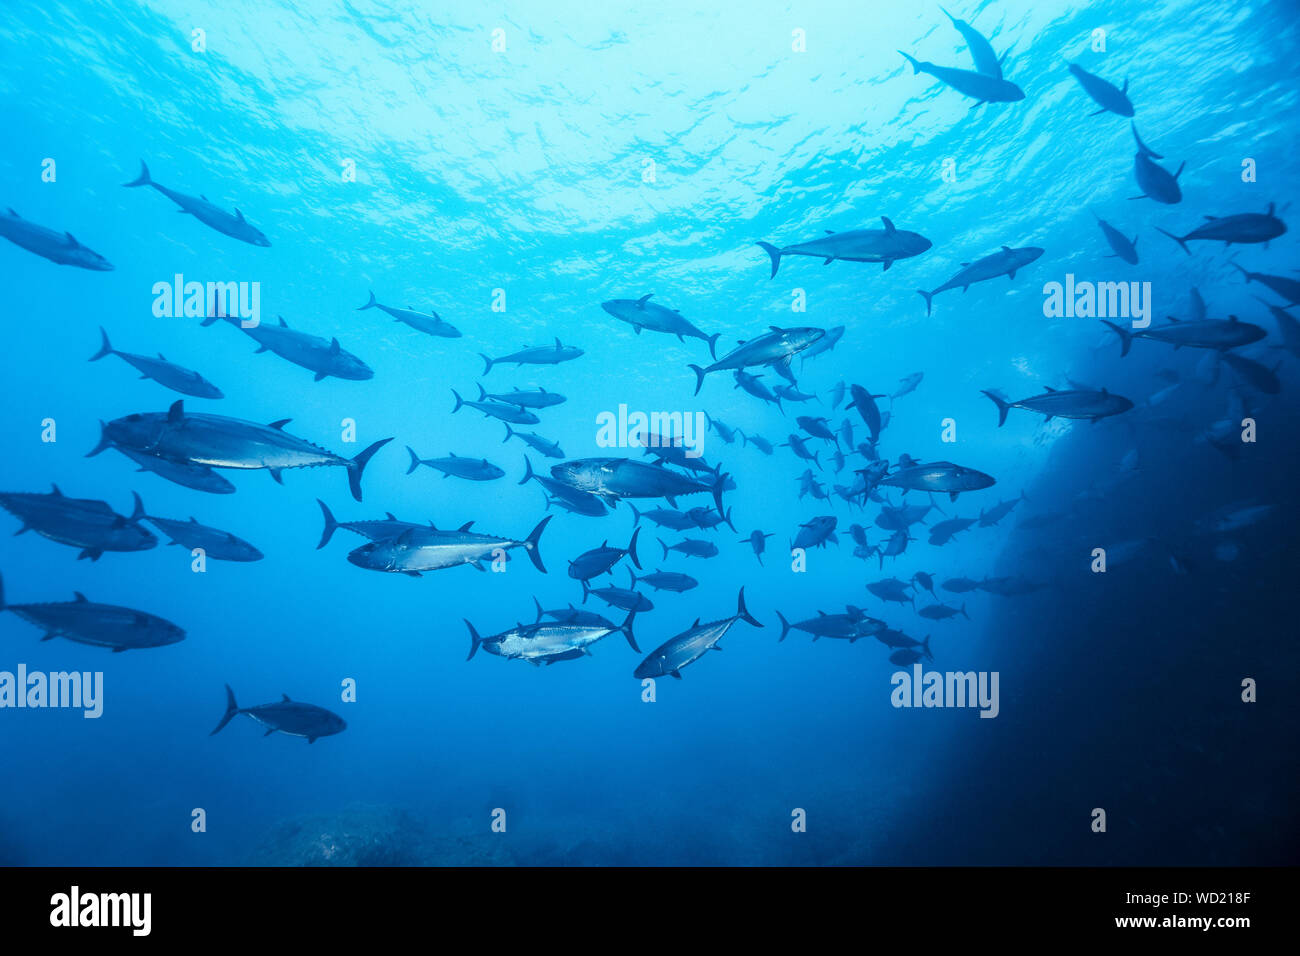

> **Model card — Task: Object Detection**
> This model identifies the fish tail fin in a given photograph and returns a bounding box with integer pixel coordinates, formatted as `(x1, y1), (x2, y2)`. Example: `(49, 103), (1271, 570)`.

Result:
(1231, 261), (1253, 283)
(627, 526), (642, 569)
(404, 445), (424, 475)
(450, 388), (464, 413)
(580, 578), (591, 603)
(1101, 320), (1133, 357)
(524, 515), (552, 573)
(898, 50), (921, 74)
(209, 684), (239, 736)
(658, 537), (669, 560)
(776, 609), (791, 642)
(347, 437), (392, 502)
(961, 602), (969, 620)
(90, 327), (113, 362)
(502, 423), (514, 444)
(688, 363), (707, 396)
(518, 455), (535, 486)
(736, 587), (763, 628)
(981, 390), (1012, 427)
(358, 290), (377, 310)
(1130, 122), (1161, 159)
(1154, 226), (1190, 255)
(619, 608), (640, 653)
(316, 499), (339, 549)
(756, 241), (782, 279)
(723, 505), (736, 534)
(917, 289), (934, 316)
(465, 620), (484, 661)
(85, 420), (111, 457)
(122, 159), (151, 188)
(711, 470), (729, 515)
(478, 353), (494, 375)
(128, 490), (146, 525)
(705, 332), (721, 360)
(922, 635), (933, 662)
(628, 502), (642, 526)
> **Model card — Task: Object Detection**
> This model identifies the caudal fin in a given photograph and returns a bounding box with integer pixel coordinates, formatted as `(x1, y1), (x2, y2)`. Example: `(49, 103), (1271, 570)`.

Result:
(90, 327), (113, 362)
(465, 620), (484, 661)
(122, 160), (152, 188)
(898, 50), (922, 74)
(357, 291), (377, 310)
(736, 587), (763, 628)
(618, 608), (640, 653)
(705, 332), (721, 360)
(524, 515), (552, 573)
(981, 390), (1013, 427)
(756, 241), (782, 279)
(450, 389), (464, 413)
(1155, 226), (1190, 256)
(917, 289), (934, 316)
(1130, 121), (1161, 159)
(478, 353), (495, 375)
(1101, 320), (1134, 358)
(626, 526), (642, 569)
(776, 609), (791, 642)
(316, 499), (339, 549)
(209, 684), (239, 736)
(404, 446), (424, 475)
(519, 454), (536, 486)
(711, 469), (729, 515)
(347, 437), (392, 502)
(688, 364), (707, 397)
(85, 420), (112, 458)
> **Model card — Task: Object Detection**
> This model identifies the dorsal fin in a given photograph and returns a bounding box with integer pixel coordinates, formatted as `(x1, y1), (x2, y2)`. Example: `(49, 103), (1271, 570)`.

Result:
(636, 293), (653, 308)
(881, 216), (896, 235)
(50, 483), (63, 496)
(329, 337), (340, 355)
(235, 208), (246, 222)
(458, 521), (475, 531)
(281, 693), (291, 702)
(73, 592), (88, 602)
(167, 400), (185, 424)
(278, 315), (288, 328)
(65, 232), (80, 246)
(1001, 245), (1012, 253)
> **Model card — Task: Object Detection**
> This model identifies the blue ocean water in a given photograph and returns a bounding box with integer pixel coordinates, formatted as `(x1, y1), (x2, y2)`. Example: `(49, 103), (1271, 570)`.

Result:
(0, 0), (1297, 866)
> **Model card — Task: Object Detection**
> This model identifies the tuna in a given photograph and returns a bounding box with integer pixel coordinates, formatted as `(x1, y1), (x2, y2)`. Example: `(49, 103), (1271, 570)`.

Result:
(848, 386), (887, 442)
(1101, 315), (1266, 356)
(468, 607), (639, 663)
(892, 373), (924, 400)
(144, 507), (263, 562)
(781, 434), (821, 469)
(928, 516), (976, 545)
(658, 538), (719, 559)
(346, 516), (551, 576)
(520, 457), (608, 517)
(123, 161), (270, 246)
(688, 326), (825, 395)
(550, 457), (727, 514)
(733, 371), (784, 412)
(797, 416), (837, 443)
(741, 529), (774, 565)
(633, 589), (762, 679)
(601, 294), (720, 357)
(0, 208), (113, 270)
(630, 569), (699, 593)
(942, 577), (982, 593)
(451, 387), (540, 424)
(0, 486), (155, 560)
(792, 516), (838, 550)
(210, 686), (345, 742)
(1067, 63), (1134, 116)
(628, 504), (697, 530)
(917, 246), (1044, 315)
(1129, 123), (1183, 204)
(981, 386), (1134, 425)
(583, 569), (655, 613)
(568, 528), (642, 581)
(113, 445), (237, 495)
(480, 387), (566, 409)
(503, 424), (565, 459)
(90, 328), (223, 398)
(776, 607), (876, 643)
(940, 6), (1005, 77)
(90, 400), (391, 502)
(978, 493), (1026, 527)
(1092, 212), (1139, 264)
(357, 292), (460, 338)
(1157, 205), (1286, 254)
(918, 602), (969, 621)
(898, 51), (1024, 104)
(202, 305), (372, 382)
(880, 458), (996, 501)
(479, 339), (583, 373)
(1234, 263), (1300, 306)
(1219, 352), (1281, 395)
(316, 500), (423, 550)
(867, 578), (914, 606)
(756, 217), (932, 278)
(405, 447), (504, 482)
(741, 432), (775, 455)
(0, 573), (184, 651)
(800, 325), (845, 365)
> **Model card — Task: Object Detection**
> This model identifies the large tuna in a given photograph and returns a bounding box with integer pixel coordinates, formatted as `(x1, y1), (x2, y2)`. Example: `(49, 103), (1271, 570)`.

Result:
(0, 207), (113, 270)
(755, 217), (932, 278)
(633, 589), (762, 680)
(346, 517), (551, 576)
(210, 685), (346, 743)
(0, 486), (155, 560)
(601, 294), (720, 357)
(123, 160), (270, 246)
(0, 573), (184, 651)
(90, 327), (223, 398)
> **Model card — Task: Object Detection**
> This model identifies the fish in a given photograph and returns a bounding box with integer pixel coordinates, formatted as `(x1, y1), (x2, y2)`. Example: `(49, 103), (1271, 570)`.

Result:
(601, 294), (720, 358)
(1234, 263), (1300, 306)
(781, 434), (821, 469)
(1157, 204), (1286, 254)
(89, 327), (223, 398)
(978, 493), (1026, 527)
(0, 573), (184, 651)
(633, 588), (762, 680)
(741, 432), (775, 455)
(1255, 298), (1300, 359)
(878, 528), (914, 566)
(632, 434), (719, 476)
(469, 607), (639, 664)
(112, 445), (237, 495)
(534, 599), (614, 627)
(688, 326), (825, 395)
(628, 504), (697, 530)
(838, 419), (855, 448)
(1092, 212), (1139, 264)
(982, 386), (1134, 425)
(829, 381), (848, 409)
(550, 458), (727, 514)
(800, 326), (845, 366)
(479, 338), (583, 373)
(755, 217), (932, 278)
(706, 414), (740, 444)
(774, 384), (818, 404)
(1101, 315), (1266, 357)
(0, 486), (155, 560)
(316, 500), (423, 550)
(1128, 123), (1184, 204)
(897, 51), (1025, 104)
(520, 457), (609, 517)
(0, 207), (113, 270)
(480, 387), (566, 409)
(892, 373), (924, 400)
(202, 305), (373, 382)
(867, 578), (914, 606)
(875, 503), (931, 531)
(733, 371), (784, 411)
(568, 528), (642, 581)
(741, 530), (774, 565)
(404, 447), (504, 481)
(1196, 502), (1274, 535)
(880, 458), (996, 501)
(797, 416), (837, 443)
(144, 507), (263, 562)
(792, 516), (837, 550)
(658, 538), (719, 559)
(583, 569), (654, 613)
(942, 577), (982, 593)
(502, 424), (565, 459)
(346, 516), (551, 576)
(876, 628), (930, 652)
(630, 569), (699, 593)
(90, 400), (391, 502)
(917, 246), (1044, 315)
(123, 161), (270, 246)
(775, 608), (872, 643)
(356, 291), (461, 338)
(940, 6), (1005, 78)
(210, 686), (345, 742)
(889, 648), (926, 666)
(928, 516), (976, 545)
(918, 602), (969, 621)
(451, 386), (540, 424)
(1067, 63), (1134, 116)
(685, 506), (735, 532)
(1218, 352), (1281, 395)
(848, 386), (887, 442)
